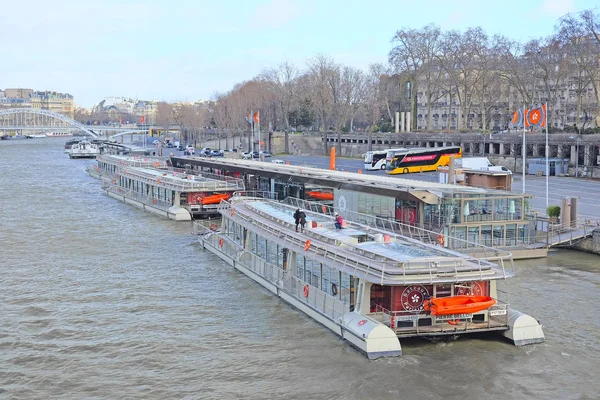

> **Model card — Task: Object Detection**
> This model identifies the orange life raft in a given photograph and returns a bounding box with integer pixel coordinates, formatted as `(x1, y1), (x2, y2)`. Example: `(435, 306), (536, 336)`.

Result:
(306, 191), (334, 201)
(201, 193), (231, 205)
(423, 295), (496, 316)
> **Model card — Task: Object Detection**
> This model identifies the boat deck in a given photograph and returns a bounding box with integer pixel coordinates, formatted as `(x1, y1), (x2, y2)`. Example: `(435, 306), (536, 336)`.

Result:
(220, 197), (514, 285)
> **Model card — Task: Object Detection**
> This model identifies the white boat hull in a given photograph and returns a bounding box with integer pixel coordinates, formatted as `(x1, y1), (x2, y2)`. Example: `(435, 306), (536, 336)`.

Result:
(105, 190), (191, 221)
(200, 232), (401, 359)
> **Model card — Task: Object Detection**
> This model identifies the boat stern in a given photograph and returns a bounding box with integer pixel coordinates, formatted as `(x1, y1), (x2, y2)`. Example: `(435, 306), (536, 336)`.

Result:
(500, 309), (545, 346)
(341, 312), (402, 359)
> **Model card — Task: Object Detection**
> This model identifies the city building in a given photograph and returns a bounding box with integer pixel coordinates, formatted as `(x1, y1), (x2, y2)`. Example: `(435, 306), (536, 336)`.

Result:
(0, 88), (74, 118)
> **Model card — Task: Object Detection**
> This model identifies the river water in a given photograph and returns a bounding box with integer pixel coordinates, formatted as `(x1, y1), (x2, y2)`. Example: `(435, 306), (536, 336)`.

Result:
(1, 138), (599, 400)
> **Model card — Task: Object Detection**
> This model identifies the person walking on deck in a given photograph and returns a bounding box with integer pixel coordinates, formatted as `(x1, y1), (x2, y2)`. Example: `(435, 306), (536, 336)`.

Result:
(294, 208), (307, 233)
(334, 212), (345, 230)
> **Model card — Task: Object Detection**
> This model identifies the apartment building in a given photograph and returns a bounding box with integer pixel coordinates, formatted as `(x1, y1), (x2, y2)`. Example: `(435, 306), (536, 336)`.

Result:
(0, 88), (75, 118)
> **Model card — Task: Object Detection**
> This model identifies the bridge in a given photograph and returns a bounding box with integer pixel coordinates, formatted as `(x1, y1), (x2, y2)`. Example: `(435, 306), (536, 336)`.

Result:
(0, 108), (148, 139)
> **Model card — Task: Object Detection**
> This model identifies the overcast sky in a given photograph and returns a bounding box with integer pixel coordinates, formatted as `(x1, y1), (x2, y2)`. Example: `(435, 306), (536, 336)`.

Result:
(1, 0), (596, 107)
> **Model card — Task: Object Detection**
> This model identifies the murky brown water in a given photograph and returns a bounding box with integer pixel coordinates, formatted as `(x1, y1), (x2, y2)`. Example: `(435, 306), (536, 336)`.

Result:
(1, 138), (599, 399)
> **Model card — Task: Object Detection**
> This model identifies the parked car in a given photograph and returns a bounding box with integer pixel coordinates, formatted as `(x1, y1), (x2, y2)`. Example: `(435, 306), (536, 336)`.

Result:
(210, 150), (224, 157)
(242, 152), (253, 160)
(259, 151), (271, 157)
(271, 159), (285, 164)
(152, 140), (160, 145)
(178, 144), (185, 151)
(185, 145), (195, 155)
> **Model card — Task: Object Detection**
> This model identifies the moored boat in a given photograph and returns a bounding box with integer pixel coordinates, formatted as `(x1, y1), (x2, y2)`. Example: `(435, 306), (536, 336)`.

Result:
(88, 154), (244, 220)
(69, 140), (100, 159)
(194, 195), (545, 359)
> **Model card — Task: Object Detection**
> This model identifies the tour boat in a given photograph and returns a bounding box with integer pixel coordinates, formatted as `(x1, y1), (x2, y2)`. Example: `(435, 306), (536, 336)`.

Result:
(69, 140), (100, 159)
(194, 195), (545, 359)
(26, 134), (47, 139)
(424, 295), (496, 316)
(88, 154), (244, 220)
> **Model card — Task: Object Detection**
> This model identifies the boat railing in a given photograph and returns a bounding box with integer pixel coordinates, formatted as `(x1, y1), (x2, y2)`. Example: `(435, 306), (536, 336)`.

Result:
(119, 169), (245, 192)
(281, 196), (514, 275)
(102, 182), (173, 211)
(371, 298), (510, 335)
(97, 154), (169, 169)
(232, 191), (280, 200)
(216, 198), (508, 285)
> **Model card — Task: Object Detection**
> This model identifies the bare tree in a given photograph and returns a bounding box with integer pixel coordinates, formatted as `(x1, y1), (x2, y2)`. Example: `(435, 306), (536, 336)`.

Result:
(306, 54), (338, 153)
(261, 61), (299, 153)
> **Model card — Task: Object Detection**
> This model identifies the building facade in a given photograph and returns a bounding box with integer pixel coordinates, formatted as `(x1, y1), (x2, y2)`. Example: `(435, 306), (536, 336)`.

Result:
(0, 88), (74, 118)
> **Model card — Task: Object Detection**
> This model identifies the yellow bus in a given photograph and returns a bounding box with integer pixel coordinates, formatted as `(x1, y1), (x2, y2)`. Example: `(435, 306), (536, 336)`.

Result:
(385, 146), (462, 174)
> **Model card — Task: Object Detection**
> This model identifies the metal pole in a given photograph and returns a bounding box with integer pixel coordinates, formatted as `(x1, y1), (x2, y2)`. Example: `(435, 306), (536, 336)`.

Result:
(522, 106), (526, 194)
(545, 102), (549, 209)
(575, 133), (579, 178)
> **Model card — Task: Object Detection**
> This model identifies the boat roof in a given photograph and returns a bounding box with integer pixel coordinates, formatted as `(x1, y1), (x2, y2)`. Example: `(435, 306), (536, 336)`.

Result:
(98, 154), (169, 169)
(172, 157), (529, 204)
(226, 197), (514, 285)
(122, 166), (244, 192)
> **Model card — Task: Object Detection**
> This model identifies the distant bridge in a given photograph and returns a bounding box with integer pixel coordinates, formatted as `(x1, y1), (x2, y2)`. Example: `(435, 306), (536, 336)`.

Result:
(0, 108), (148, 139)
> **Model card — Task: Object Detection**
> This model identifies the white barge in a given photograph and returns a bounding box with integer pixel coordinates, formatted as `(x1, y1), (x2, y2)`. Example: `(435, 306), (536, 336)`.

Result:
(87, 154), (244, 220)
(195, 195), (545, 359)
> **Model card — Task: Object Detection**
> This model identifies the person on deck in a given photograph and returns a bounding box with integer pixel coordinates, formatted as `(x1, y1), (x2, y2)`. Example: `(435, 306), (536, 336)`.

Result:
(334, 212), (344, 230)
(293, 208), (303, 232)
(294, 208), (306, 232)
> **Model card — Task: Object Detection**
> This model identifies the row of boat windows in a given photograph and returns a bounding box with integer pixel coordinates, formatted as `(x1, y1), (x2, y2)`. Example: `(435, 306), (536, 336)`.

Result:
(449, 223), (532, 248)
(224, 220), (354, 304)
(119, 177), (175, 203)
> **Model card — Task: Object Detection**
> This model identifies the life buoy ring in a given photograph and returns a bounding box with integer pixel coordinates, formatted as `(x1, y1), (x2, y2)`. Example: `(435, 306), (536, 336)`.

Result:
(153, 161), (159, 167)
(321, 205), (327, 214)
(153, 199), (157, 205)
(437, 234), (445, 246)
(209, 223), (219, 231)
(111, 180), (116, 184)
(331, 283), (338, 296)
(230, 209), (235, 216)
(447, 319), (460, 325)
(303, 285), (309, 297)
(218, 237), (224, 248)
(304, 240), (311, 251)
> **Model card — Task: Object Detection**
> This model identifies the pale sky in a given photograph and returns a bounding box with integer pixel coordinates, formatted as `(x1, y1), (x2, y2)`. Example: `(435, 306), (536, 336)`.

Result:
(1, 0), (596, 107)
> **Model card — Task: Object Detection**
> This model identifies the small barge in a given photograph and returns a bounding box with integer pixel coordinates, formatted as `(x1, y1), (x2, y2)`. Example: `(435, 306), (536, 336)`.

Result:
(195, 195), (545, 359)
(88, 154), (244, 220)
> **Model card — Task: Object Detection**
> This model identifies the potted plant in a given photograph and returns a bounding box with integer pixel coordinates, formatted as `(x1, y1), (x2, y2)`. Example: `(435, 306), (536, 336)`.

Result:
(546, 205), (561, 224)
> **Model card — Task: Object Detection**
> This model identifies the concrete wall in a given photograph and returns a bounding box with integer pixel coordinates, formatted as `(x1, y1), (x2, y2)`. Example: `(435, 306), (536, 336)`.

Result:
(573, 229), (600, 255)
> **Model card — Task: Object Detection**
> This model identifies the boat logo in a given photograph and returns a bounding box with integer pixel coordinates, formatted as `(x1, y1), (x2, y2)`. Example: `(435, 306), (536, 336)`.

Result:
(338, 195), (347, 212)
(357, 320), (367, 326)
(400, 285), (430, 311)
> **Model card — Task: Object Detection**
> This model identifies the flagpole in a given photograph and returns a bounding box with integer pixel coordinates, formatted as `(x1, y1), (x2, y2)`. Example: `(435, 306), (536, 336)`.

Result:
(545, 102), (549, 209)
(522, 105), (526, 194)
(257, 110), (261, 153)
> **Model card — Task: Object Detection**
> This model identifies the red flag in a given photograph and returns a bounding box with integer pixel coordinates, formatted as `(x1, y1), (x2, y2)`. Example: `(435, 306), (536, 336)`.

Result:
(119, 117), (123, 124)
(139, 116), (145, 123)
(253, 112), (259, 123)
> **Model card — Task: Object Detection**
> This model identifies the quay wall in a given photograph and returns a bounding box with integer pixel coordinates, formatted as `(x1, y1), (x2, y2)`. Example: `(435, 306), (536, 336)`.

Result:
(572, 229), (600, 255)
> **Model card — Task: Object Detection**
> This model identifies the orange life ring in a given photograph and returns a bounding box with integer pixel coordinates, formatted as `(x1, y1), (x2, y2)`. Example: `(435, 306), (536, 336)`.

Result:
(447, 319), (460, 325)
(303, 285), (309, 297)
(153, 161), (159, 167)
(321, 205), (327, 213)
(230, 209), (235, 216)
(111, 180), (116, 184)
(218, 237), (224, 248)
(209, 223), (219, 231)
(437, 234), (445, 246)
(304, 240), (311, 251)
(153, 199), (157, 205)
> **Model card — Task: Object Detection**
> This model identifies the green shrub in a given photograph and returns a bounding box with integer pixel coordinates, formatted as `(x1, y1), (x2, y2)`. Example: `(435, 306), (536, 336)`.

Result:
(546, 205), (561, 218)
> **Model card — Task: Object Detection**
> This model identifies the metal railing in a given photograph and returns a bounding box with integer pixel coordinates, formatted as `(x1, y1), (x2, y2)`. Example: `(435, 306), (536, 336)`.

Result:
(206, 198), (514, 286)
(281, 196), (514, 267)
(102, 182), (173, 212)
(546, 218), (598, 246)
(120, 169), (244, 192)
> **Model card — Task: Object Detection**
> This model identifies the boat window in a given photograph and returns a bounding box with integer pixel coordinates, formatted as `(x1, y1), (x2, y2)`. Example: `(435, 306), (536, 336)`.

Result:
(267, 241), (277, 265)
(296, 255), (305, 280)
